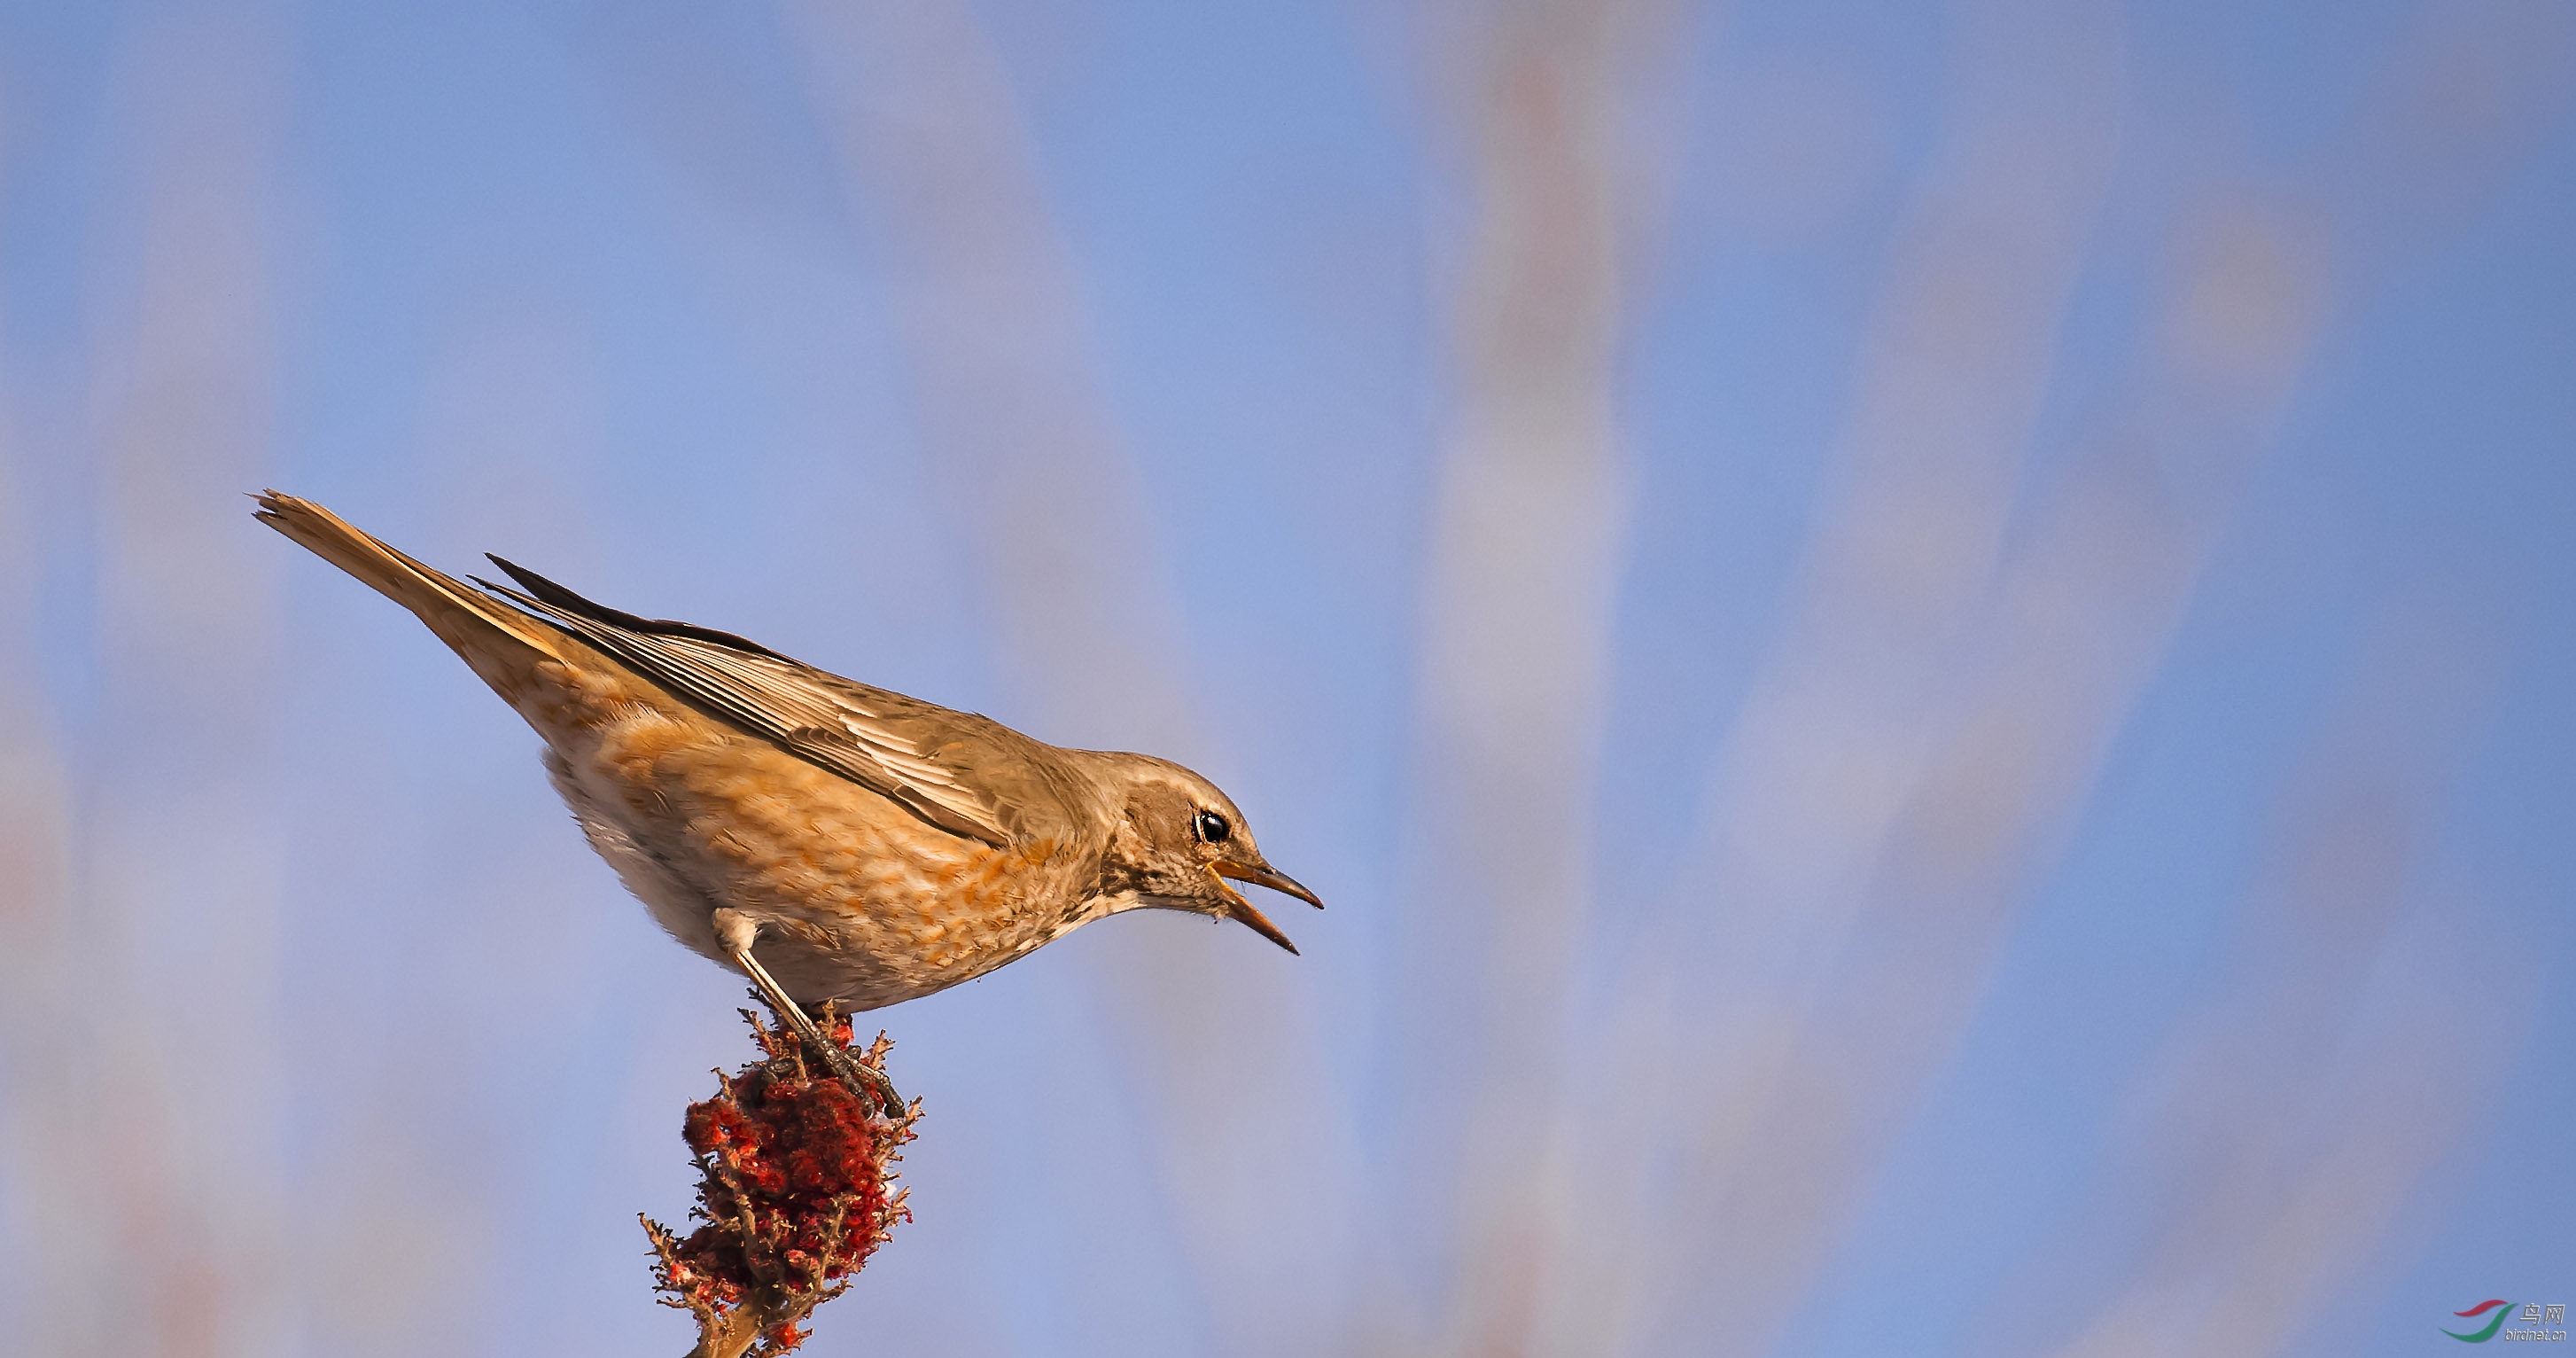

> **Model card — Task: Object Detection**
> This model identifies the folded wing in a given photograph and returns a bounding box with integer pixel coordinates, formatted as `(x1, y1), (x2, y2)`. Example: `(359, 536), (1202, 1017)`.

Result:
(476, 556), (1059, 847)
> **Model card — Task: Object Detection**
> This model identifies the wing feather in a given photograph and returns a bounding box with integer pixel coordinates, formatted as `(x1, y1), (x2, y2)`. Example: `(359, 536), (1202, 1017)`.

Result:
(471, 560), (1049, 847)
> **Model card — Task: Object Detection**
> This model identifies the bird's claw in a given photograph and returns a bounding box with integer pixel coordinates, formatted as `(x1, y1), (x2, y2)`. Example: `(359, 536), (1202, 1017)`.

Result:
(813, 1032), (904, 1115)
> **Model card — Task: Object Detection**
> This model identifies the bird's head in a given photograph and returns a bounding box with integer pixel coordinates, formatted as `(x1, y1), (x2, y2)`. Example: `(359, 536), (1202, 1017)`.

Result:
(1085, 753), (1321, 953)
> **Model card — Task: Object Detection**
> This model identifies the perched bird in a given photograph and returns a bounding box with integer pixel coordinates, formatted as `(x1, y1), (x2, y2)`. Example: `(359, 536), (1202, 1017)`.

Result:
(255, 492), (1318, 1106)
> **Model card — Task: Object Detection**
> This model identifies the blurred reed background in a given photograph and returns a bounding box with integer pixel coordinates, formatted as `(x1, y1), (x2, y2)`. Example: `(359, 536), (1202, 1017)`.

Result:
(0, 2), (2570, 1354)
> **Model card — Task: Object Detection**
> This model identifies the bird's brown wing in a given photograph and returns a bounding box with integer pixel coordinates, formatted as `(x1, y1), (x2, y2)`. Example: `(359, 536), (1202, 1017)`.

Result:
(474, 557), (1073, 848)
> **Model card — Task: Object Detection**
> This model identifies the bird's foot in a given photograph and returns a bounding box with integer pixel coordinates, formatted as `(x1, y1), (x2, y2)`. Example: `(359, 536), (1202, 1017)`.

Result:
(804, 1014), (905, 1116)
(717, 908), (905, 1116)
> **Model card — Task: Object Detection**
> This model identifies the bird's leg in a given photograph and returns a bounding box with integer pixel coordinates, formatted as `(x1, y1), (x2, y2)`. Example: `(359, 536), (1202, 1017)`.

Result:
(712, 908), (904, 1114)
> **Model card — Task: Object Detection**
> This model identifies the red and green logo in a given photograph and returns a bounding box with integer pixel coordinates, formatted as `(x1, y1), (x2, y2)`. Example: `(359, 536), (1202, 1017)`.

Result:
(2445, 1300), (2512, 1343)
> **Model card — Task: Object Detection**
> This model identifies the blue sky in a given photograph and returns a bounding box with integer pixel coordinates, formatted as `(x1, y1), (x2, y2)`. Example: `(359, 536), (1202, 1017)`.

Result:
(0, 2), (2570, 1354)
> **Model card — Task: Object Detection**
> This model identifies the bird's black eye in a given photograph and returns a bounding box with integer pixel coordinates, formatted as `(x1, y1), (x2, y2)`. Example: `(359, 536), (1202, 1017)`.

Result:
(1195, 809), (1231, 845)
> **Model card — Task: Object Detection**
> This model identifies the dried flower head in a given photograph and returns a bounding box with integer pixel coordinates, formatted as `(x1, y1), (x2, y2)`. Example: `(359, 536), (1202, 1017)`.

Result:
(642, 1003), (915, 1358)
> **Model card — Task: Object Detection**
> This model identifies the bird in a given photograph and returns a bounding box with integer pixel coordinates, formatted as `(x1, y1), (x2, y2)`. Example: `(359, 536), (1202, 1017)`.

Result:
(253, 491), (1319, 1108)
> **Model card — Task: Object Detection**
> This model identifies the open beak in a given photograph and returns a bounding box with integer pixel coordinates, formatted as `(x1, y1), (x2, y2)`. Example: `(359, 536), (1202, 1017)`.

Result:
(1210, 860), (1324, 956)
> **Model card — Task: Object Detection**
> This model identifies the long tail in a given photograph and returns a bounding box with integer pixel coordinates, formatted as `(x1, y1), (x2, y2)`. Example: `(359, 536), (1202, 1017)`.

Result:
(253, 490), (570, 699)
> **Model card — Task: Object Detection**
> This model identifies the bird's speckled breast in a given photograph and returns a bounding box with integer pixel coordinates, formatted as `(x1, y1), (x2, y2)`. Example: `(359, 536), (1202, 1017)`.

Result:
(519, 656), (1095, 1010)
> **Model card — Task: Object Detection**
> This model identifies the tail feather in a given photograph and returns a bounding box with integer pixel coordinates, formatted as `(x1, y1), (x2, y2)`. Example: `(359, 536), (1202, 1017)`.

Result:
(253, 490), (568, 686)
